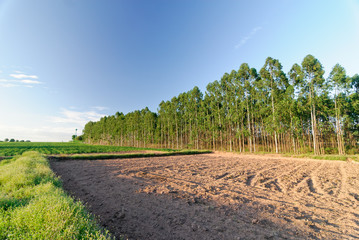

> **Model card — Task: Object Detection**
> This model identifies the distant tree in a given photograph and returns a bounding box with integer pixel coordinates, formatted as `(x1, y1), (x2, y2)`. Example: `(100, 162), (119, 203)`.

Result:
(4, 138), (9, 142)
(75, 135), (83, 141)
(25, 140), (31, 142)
(72, 135), (76, 141)
(16, 140), (19, 142)
(20, 140), (25, 142)
(9, 139), (15, 142)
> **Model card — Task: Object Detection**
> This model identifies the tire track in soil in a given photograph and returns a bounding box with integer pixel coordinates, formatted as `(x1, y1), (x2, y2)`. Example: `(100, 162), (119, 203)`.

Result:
(280, 161), (321, 194)
(315, 162), (343, 197)
(291, 162), (325, 194)
(247, 161), (297, 188)
(299, 162), (327, 196)
(206, 158), (281, 186)
(336, 163), (347, 199)
(243, 160), (283, 186)
(256, 162), (308, 194)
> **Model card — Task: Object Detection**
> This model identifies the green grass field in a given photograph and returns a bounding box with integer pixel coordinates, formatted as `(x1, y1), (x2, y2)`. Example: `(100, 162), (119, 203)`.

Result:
(0, 141), (171, 157)
(0, 151), (113, 239)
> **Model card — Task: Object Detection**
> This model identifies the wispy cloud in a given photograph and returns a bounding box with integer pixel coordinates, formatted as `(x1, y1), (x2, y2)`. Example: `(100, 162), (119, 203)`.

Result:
(235, 26), (262, 49)
(92, 106), (108, 111)
(10, 73), (38, 79)
(49, 108), (107, 126)
(0, 78), (42, 88)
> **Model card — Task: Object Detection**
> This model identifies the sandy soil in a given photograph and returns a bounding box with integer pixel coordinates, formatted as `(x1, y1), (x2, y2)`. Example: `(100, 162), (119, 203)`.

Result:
(50, 153), (359, 239)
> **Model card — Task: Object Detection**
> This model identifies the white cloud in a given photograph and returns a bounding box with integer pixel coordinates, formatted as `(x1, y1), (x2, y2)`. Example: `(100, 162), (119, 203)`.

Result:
(10, 73), (38, 79)
(49, 108), (106, 126)
(235, 26), (262, 49)
(20, 79), (41, 84)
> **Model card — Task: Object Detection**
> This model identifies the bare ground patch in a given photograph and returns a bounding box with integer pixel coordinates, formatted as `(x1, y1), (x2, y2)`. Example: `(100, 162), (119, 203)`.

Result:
(50, 153), (359, 239)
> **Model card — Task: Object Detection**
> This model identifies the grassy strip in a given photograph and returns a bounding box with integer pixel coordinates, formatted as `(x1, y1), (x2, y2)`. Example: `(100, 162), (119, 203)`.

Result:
(282, 153), (359, 162)
(0, 151), (113, 239)
(50, 150), (213, 161)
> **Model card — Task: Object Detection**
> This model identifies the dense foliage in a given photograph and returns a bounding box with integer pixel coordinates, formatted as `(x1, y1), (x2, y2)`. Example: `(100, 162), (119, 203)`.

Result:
(83, 55), (359, 155)
(0, 151), (112, 239)
(0, 142), (166, 156)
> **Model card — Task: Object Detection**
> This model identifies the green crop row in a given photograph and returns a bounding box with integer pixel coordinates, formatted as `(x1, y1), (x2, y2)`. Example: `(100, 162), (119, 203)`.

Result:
(50, 149), (213, 161)
(0, 151), (113, 239)
(0, 142), (171, 156)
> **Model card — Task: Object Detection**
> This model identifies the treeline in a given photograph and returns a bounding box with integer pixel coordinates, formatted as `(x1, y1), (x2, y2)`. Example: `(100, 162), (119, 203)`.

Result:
(1, 138), (31, 143)
(83, 55), (359, 155)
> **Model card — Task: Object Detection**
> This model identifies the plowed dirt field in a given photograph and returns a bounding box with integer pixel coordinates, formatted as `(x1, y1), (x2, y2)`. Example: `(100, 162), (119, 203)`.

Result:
(50, 153), (359, 239)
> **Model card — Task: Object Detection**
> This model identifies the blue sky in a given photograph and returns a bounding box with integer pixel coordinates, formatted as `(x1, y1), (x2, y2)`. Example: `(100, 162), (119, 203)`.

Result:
(0, 0), (358, 141)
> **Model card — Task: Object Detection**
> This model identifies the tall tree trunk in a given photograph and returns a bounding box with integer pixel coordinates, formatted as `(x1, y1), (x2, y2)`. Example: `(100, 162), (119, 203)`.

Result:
(335, 97), (345, 155)
(247, 101), (252, 153)
(290, 111), (296, 153)
(252, 112), (256, 152)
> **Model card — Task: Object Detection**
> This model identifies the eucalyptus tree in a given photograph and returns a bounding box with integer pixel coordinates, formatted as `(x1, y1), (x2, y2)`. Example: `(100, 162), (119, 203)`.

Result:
(114, 112), (126, 145)
(251, 73), (269, 151)
(299, 55), (325, 155)
(177, 92), (187, 148)
(158, 99), (174, 148)
(205, 81), (220, 150)
(352, 74), (359, 94)
(288, 63), (304, 152)
(200, 95), (212, 149)
(187, 86), (203, 149)
(260, 57), (288, 153)
(220, 71), (236, 151)
(248, 67), (260, 152)
(237, 64), (260, 152)
(348, 74), (359, 146)
(236, 63), (251, 151)
(206, 80), (224, 150)
(327, 64), (350, 154)
(170, 96), (180, 149)
(140, 107), (157, 147)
